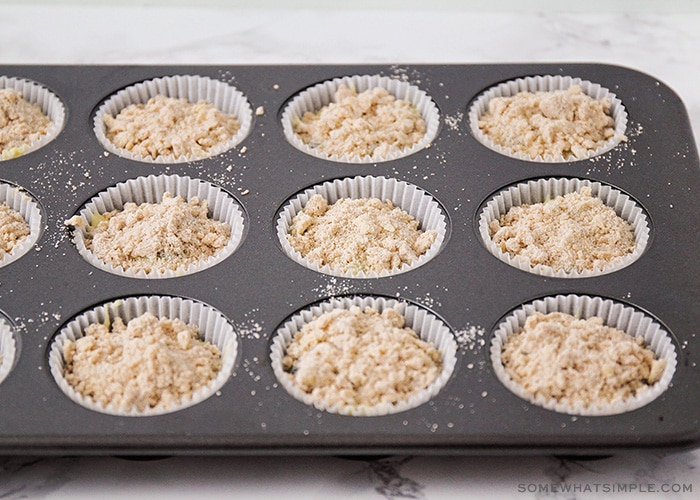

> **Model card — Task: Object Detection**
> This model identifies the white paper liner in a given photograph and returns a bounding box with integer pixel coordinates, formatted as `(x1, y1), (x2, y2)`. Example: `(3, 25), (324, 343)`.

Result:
(468, 75), (628, 162)
(270, 295), (457, 416)
(0, 316), (16, 386)
(68, 174), (245, 279)
(276, 175), (447, 278)
(0, 76), (65, 160)
(93, 74), (253, 163)
(478, 177), (649, 278)
(0, 182), (43, 268)
(281, 74), (440, 163)
(490, 294), (677, 416)
(48, 295), (238, 417)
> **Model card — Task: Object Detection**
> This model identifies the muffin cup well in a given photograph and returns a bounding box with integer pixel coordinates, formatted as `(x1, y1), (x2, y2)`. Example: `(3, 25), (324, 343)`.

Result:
(48, 295), (239, 417)
(68, 174), (245, 279)
(490, 294), (677, 416)
(0, 182), (42, 268)
(468, 75), (627, 162)
(270, 295), (457, 416)
(276, 175), (447, 278)
(478, 177), (649, 278)
(93, 74), (253, 163)
(0, 76), (66, 160)
(0, 316), (16, 386)
(281, 74), (440, 163)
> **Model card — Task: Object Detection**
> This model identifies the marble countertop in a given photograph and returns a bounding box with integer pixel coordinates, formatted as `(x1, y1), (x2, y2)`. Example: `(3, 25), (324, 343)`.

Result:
(1, 2), (699, 498)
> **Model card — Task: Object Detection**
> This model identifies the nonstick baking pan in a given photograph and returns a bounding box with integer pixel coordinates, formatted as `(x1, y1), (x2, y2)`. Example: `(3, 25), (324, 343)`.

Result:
(0, 63), (697, 456)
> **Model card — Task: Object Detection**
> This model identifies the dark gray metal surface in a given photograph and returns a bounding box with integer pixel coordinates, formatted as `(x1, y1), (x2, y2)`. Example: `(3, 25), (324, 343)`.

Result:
(0, 64), (697, 455)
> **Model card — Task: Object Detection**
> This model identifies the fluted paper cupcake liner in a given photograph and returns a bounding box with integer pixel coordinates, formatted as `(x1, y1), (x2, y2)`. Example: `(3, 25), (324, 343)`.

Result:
(94, 74), (253, 163)
(68, 174), (245, 279)
(490, 294), (676, 416)
(468, 75), (627, 162)
(0, 182), (43, 268)
(48, 295), (239, 417)
(276, 175), (447, 278)
(0, 76), (66, 160)
(270, 295), (457, 416)
(478, 177), (649, 278)
(0, 316), (16, 386)
(281, 74), (440, 163)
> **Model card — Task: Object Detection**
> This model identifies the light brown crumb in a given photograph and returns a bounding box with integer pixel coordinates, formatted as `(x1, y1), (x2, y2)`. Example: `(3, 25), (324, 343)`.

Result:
(103, 95), (240, 160)
(255, 106), (265, 116)
(67, 193), (230, 274)
(478, 85), (621, 160)
(0, 202), (30, 256)
(293, 84), (426, 158)
(63, 312), (222, 413)
(287, 194), (436, 274)
(0, 88), (52, 160)
(489, 186), (635, 273)
(282, 306), (442, 411)
(501, 311), (666, 408)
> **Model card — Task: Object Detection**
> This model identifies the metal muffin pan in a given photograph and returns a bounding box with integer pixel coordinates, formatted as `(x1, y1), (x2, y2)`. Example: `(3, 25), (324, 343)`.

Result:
(0, 63), (697, 456)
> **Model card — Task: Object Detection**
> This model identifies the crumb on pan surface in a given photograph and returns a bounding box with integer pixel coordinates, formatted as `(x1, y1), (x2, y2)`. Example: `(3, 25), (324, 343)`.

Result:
(66, 192), (230, 274)
(292, 84), (426, 159)
(0, 88), (51, 160)
(287, 194), (436, 275)
(501, 311), (666, 409)
(103, 95), (240, 160)
(0, 202), (30, 256)
(488, 186), (635, 273)
(477, 85), (623, 160)
(62, 312), (222, 413)
(282, 305), (442, 411)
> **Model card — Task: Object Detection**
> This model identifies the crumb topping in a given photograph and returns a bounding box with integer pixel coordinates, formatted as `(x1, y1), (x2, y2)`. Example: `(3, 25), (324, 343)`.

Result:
(67, 192), (230, 274)
(282, 306), (442, 411)
(0, 88), (51, 160)
(293, 84), (426, 158)
(103, 95), (240, 160)
(489, 187), (635, 273)
(287, 194), (436, 274)
(501, 311), (666, 408)
(478, 85), (622, 160)
(0, 202), (30, 256)
(63, 312), (223, 413)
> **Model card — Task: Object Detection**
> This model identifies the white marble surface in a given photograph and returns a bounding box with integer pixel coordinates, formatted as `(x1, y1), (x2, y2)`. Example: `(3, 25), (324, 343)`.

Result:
(1, 2), (699, 499)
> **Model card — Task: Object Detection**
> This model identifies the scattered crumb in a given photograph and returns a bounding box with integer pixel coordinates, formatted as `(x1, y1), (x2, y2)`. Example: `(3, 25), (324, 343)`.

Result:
(444, 113), (463, 131)
(255, 106), (265, 116)
(454, 324), (486, 352)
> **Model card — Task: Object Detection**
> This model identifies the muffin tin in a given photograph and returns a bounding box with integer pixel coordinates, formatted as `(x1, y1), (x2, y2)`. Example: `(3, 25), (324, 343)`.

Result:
(0, 63), (698, 456)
